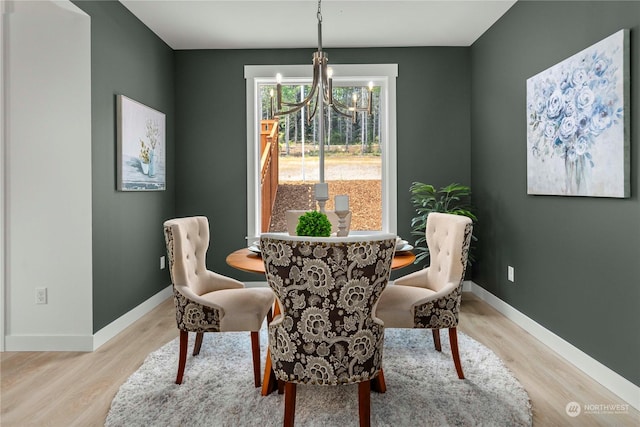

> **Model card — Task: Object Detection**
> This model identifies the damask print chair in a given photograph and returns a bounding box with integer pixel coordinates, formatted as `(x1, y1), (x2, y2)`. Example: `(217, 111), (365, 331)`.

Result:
(260, 233), (396, 427)
(376, 212), (473, 379)
(163, 216), (274, 385)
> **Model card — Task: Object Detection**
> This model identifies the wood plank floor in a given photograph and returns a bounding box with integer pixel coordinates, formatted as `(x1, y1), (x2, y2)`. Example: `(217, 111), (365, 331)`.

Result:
(1, 293), (638, 426)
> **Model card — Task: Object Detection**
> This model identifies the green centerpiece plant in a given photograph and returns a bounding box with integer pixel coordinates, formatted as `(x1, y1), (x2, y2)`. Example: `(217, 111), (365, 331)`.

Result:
(409, 182), (478, 267)
(296, 210), (332, 237)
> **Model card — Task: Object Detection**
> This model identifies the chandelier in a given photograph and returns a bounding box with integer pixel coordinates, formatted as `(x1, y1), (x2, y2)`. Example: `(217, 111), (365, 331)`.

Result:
(272, 0), (374, 124)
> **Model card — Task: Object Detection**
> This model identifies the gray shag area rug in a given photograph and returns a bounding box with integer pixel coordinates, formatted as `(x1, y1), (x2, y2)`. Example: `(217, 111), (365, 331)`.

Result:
(106, 328), (532, 426)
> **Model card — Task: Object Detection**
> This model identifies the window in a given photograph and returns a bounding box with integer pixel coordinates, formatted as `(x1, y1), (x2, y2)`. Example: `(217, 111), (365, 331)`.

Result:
(245, 64), (398, 240)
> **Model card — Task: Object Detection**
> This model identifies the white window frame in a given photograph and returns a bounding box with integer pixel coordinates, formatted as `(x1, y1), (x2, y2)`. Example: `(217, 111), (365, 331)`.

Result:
(244, 64), (398, 241)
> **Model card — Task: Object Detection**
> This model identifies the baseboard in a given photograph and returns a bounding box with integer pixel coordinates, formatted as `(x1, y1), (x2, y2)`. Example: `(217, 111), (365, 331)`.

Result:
(467, 281), (640, 411)
(4, 333), (94, 351)
(93, 285), (173, 350)
(3, 285), (173, 352)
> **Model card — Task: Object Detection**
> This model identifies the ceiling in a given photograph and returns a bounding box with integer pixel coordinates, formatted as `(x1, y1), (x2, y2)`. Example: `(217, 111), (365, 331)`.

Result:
(118, 0), (518, 50)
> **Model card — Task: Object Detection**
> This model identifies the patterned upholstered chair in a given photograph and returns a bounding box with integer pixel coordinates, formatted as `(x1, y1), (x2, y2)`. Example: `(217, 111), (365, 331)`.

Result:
(376, 212), (473, 379)
(163, 216), (274, 385)
(260, 233), (396, 427)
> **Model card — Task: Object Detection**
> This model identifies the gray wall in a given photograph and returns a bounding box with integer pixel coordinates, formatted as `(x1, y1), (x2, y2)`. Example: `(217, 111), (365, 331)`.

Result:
(174, 48), (471, 281)
(73, 0), (175, 331)
(471, 1), (639, 386)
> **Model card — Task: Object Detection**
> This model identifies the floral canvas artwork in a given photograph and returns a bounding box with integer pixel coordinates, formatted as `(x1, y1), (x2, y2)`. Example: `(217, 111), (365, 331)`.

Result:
(117, 95), (166, 191)
(526, 30), (629, 197)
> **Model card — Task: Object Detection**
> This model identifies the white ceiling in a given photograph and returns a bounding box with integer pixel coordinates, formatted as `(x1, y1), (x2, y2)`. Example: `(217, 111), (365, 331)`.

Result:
(118, 0), (517, 50)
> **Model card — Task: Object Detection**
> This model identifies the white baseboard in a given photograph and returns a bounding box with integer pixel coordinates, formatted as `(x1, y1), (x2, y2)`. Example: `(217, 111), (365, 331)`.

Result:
(2, 285), (173, 352)
(4, 333), (94, 351)
(4, 285), (173, 352)
(467, 281), (639, 411)
(93, 285), (173, 350)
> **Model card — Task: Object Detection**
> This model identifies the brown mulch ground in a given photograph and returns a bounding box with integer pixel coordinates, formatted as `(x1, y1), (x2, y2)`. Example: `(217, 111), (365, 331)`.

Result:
(269, 180), (382, 232)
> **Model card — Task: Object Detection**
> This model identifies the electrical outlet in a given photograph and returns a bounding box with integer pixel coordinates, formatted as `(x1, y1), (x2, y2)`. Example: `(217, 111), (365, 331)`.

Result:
(36, 287), (47, 304)
(160, 256), (166, 270)
(508, 266), (515, 283)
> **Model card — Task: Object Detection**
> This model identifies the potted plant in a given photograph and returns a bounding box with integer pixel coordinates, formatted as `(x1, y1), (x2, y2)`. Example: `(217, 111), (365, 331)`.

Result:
(409, 182), (478, 266)
(296, 210), (332, 237)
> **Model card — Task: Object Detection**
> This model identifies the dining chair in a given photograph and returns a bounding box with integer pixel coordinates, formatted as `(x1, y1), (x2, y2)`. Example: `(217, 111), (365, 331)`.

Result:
(260, 233), (396, 427)
(375, 212), (473, 379)
(163, 216), (274, 385)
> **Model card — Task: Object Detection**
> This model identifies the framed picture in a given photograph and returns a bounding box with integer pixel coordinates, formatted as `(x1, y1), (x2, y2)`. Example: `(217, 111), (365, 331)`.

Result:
(526, 29), (630, 197)
(117, 95), (166, 191)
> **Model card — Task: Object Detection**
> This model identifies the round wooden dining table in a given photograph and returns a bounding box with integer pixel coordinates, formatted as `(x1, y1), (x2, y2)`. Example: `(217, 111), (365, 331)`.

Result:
(226, 245), (416, 396)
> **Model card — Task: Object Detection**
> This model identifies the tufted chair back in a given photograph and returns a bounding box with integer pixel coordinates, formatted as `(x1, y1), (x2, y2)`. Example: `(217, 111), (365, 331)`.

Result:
(423, 212), (473, 295)
(260, 233), (396, 425)
(164, 216), (215, 297)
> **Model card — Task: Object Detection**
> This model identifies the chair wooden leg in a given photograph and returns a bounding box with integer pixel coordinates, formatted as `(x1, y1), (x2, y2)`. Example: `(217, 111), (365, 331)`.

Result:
(371, 368), (386, 393)
(251, 331), (261, 387)
(193, 332), (204, 356)
(432, 329), (442, 351)
(449, 327), (465, 379)
(283, 382), (297, 427)
(358, 380), (371, 427)
(176, 330), (188, 384)
(278, 379), (285, 394)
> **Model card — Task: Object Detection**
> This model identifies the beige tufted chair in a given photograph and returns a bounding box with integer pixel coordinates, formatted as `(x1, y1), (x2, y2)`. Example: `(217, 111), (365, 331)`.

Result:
(376, 212), (473, 379)
(260, 233), (396, 427)
(163, 216), (274, 385)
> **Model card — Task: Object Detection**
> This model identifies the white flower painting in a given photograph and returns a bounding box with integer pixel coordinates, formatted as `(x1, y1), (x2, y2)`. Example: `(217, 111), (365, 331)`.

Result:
(117, 95), (166, 191)
(526, 30), (629, 197)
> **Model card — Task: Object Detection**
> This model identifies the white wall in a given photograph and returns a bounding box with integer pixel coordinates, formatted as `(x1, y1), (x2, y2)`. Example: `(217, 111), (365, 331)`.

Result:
(3, 0), (92, 350)
(1, 0), (7, 352)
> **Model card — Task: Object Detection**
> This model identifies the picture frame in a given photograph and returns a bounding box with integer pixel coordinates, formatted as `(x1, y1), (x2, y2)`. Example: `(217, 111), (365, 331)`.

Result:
(526, 29), (630, 198)
(117, 95), (166, 191)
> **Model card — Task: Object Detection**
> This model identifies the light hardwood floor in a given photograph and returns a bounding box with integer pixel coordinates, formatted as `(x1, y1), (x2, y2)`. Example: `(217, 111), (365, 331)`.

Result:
(1, 293), (638, 426)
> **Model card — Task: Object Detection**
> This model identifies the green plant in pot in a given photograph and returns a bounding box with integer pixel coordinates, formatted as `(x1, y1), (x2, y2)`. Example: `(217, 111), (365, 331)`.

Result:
(409, 182), (478, 266)
(296, 210), (332, 237)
